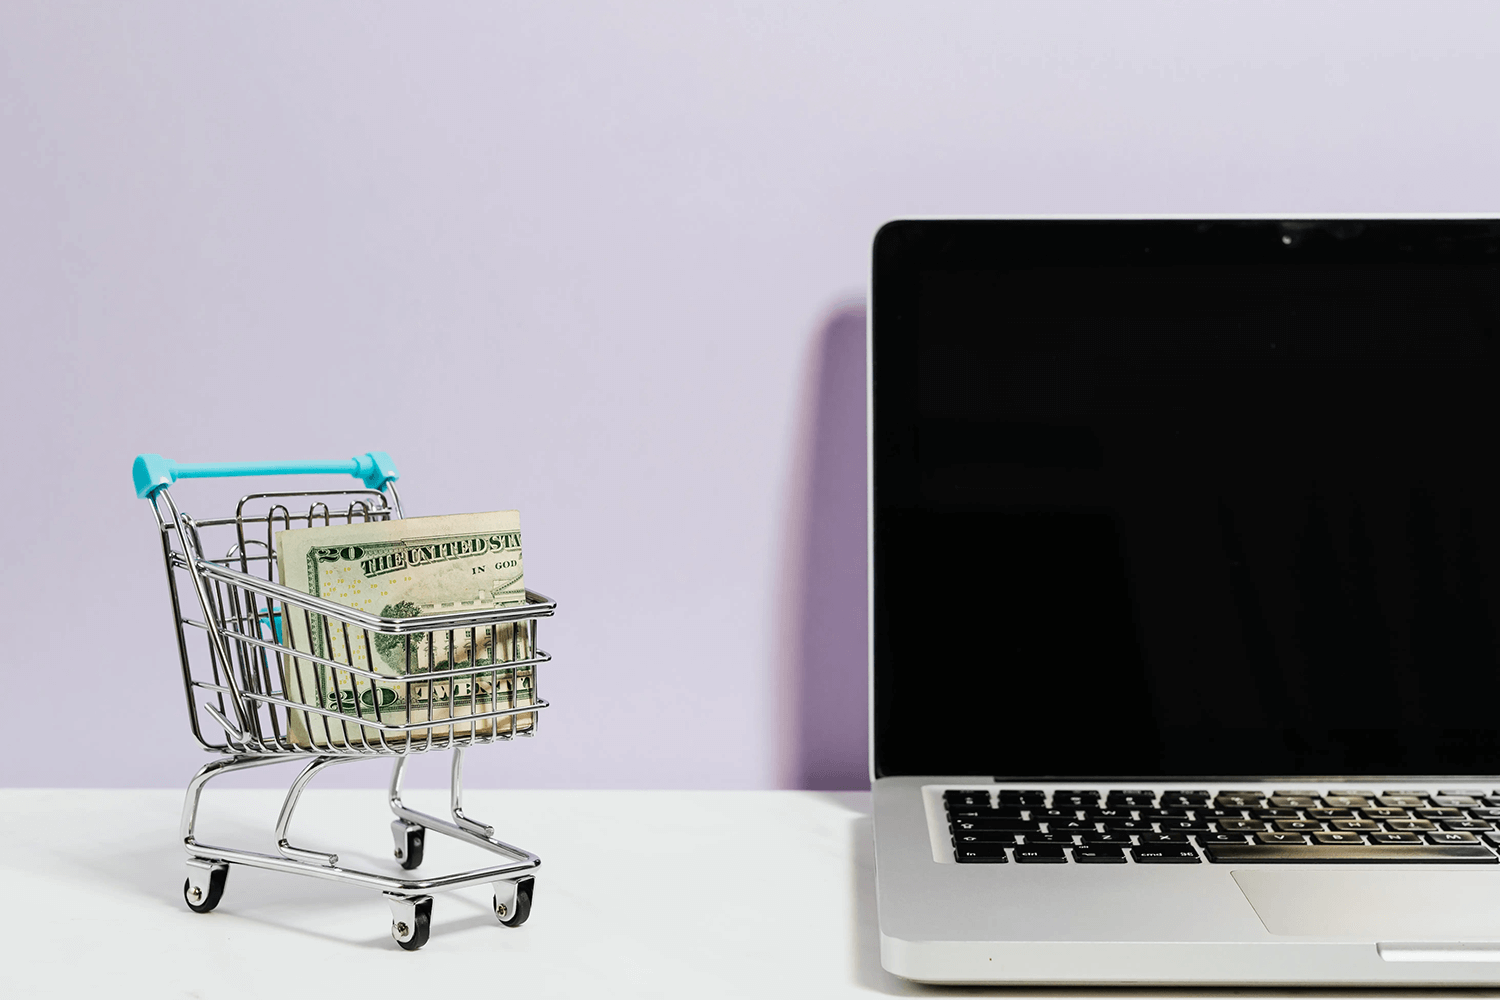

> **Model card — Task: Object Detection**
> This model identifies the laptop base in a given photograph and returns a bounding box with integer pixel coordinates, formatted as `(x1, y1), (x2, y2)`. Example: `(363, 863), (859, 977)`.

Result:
(876, 777), (1500, 986)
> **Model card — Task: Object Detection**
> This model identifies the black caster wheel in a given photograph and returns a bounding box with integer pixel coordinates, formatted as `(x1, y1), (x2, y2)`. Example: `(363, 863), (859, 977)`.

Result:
(498, 877), (534, 928)
(395, 823), (425, 871)
(393, 896), (433, 951)
(183, 865), (227, 913)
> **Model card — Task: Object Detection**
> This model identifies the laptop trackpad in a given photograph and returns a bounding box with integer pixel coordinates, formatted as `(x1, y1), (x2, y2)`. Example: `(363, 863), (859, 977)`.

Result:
(1234, 870), (1500, 938)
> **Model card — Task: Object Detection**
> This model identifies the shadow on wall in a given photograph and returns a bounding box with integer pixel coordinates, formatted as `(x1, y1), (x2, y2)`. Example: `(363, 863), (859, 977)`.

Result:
(791, 304), (869, 790)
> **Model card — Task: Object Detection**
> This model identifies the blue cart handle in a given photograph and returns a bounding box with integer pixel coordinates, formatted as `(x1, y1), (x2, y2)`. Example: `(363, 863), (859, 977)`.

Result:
(133, 452), (399, 499)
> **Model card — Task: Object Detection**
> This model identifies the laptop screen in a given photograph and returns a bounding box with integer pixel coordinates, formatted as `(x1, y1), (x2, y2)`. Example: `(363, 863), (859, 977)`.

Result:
(872, 219), (1500, 779)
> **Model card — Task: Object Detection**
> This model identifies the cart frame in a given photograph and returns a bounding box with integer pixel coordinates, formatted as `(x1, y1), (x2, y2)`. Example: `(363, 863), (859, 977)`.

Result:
(135, 452), (554, 948)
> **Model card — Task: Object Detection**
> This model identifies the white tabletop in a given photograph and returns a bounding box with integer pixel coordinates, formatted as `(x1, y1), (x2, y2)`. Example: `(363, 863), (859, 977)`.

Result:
(6, 787), (1451, 998)
(5, 786), (950, 998)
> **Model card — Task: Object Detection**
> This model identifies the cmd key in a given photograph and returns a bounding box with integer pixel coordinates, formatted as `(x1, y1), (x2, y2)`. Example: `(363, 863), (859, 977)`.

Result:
(1132, 845), (1201, 863)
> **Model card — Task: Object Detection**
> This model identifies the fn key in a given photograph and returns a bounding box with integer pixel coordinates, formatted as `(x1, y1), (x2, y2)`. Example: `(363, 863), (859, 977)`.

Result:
(955, 844), (1008, 863)
(1132, 845), (1201, 864)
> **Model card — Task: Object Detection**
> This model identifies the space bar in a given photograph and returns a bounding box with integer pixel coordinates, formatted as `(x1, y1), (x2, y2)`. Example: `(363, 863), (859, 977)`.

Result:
(1204, 844), (1496, 864)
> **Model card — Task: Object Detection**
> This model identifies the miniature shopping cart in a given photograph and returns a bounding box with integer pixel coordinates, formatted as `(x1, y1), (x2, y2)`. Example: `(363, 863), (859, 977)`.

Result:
(133, 451), (554, 950)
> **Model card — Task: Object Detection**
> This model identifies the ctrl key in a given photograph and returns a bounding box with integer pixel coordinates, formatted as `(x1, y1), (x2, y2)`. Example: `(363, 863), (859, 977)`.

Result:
(955, 844), (1009, 863)
(1013, 845), (1068, 864)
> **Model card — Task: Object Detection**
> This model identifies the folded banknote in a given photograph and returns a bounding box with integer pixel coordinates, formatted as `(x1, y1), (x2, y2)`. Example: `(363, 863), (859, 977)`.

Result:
(272, 510), (535, 748)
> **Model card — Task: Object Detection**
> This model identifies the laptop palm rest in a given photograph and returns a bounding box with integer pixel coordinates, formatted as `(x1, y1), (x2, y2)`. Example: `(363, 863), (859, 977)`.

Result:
(1235, 870), (1500, 944)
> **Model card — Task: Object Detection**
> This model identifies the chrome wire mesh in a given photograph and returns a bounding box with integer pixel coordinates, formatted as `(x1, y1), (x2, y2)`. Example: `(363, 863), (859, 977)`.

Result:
(150, 486), (554, 757)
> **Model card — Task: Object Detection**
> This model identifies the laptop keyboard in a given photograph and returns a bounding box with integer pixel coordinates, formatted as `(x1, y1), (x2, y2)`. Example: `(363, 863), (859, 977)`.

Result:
(946, 788), (1500, 864)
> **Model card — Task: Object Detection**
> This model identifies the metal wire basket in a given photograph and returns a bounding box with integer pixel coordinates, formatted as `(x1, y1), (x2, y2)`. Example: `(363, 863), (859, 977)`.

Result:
(135, 451), (554, 949)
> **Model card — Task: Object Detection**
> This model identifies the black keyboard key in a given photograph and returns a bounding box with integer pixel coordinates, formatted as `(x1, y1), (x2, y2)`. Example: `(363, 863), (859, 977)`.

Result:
(1159, 820), (1213, 833)
(1255, 832), (1306, 844)
(1104, 820), (1153, 833)
(1160, 791), (1211, 806)
(1051, 791), (1100, 806)
(1428, 831), (1481, 845)
(1415, 808), (1464, 818)
(945, 790), (992, 807)
(1080, 833), (1133, 846)
(1215, 794), (1264, 808)
(952, 832), (1017, 845)
(1387, 819), (1436, 832)
(1203, 808), (1248, 819)
(1140, 833), (1190, 844)
(1074, 846), (1126, 864)
(1443, 820), (1494, 832)
(996, 791), (1046, 805)
(1370, 832), (1423, 844)
(1033, 809), (1080, 820)
(1485, 832), (1500, 848)
(1273, 820), (1323, 833)
(1218, 819), (1268, 832)
(1196, 833), (1249, 845)
(1377, 795), (1426, 808)
(1205, 843), (1496, 863)
(1331, 820), (1380, 832)
(1269, 796), (1320, 808)
(950, 819), (1039, 833)
(1081, 808), (1132, 820)
(1142, 809), (1189, 821)
(1312, 832), (1365, 845)
(1307, 809), (1355, 821)
(1432, 796), (1480, 808)
(948, 807), (1027, 821)
(1022, 834), (1077, 845)
(1014, 845), (1067, 863)
(1322, 795), (1374, 808)
(1106, 796), (1156, 809)
(1252, 809), (1301, 820)
(1046, 820), (1097, 833)
(1132, 845), (1201, 863)
(955, 845), (1009, 863)
(1049, 799), (1097, 810)
(1361, 808), (1410, 820)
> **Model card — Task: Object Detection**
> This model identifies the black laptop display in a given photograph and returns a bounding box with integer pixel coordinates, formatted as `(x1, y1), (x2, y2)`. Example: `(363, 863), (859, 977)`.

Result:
(873, 219), (1500, 780)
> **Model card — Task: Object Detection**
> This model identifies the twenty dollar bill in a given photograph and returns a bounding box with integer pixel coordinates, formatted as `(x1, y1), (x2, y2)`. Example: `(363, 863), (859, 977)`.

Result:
(272, 510), (534, 748)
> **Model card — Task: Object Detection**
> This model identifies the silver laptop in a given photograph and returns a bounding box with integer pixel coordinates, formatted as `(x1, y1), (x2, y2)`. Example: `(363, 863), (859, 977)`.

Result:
(870, 217), (1500, 985)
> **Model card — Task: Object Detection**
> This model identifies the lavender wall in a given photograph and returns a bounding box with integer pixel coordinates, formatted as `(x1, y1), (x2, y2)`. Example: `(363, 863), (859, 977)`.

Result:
(3, 2), (1500, 788)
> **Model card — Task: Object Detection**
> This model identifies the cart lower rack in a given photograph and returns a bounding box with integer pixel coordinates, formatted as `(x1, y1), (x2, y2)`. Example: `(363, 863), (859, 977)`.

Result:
(135, 452), (556, 950)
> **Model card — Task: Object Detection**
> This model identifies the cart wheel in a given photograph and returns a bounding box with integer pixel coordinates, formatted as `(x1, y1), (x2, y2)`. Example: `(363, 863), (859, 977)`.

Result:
(183, 866), (227, 914)
(498, 877), (534, 928)
(393, 896), (432, 951)
(395, 824), (425, 871)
